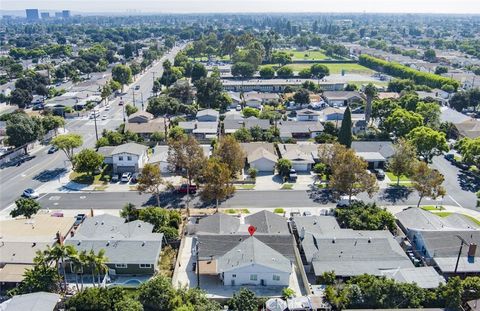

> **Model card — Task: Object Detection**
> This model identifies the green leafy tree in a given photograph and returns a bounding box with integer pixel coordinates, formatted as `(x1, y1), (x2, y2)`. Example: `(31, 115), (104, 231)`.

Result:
(115, 298), (144, 311)
(338, 106), (352, 148)
(213, 135), (245, 178)
(112, 64), (132, 92)
(73, 149), (104, 176)
(138, 276), (176, 311)
(228, 288), (258, 311)
(137, 164), (164, 207)
(233, 128), (252, 142)
(276, 158), (292, 178)
(10, 198), (41, 219)
(120, 203), (139, 222)
(388, 139), (417, 185)
(364, 83), (377, 123)
(310, 64), (330, 79)
(457, 137), (480, 168)
(276, 66), (294, 78)
(11, 259), (61, 295)
(242, 107), (260, 118)
(232, 62), (255, 79)
(6, 113), (42, 150)
(416, 102), (441, 128)
(194, 77), (226, 109)
(383, 108), (423, 137)
(167, 135), (206, 185)
(150, 131), (165, 144)
(125, 104), (139, 116)
(411, 161), (446, 207)
(372, 99), (400, 125)
(407, 126), (448, 162)
(52, 133), (83, 163)
(259, 66), (275, 79)
(42, 115), (65, 134)
(293, 88), (310, 104)
(201, 158), (234, 208)
(190, 63), (207, 82)
(10, 88), (33, 108)
(335, 202), (396, 231)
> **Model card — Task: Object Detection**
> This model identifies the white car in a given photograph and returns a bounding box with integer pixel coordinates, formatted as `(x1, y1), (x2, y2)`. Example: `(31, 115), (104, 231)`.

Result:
(235, 105), (242, 111)
(23, 188), (39, 199)
(336, 195), (360, 208)
(101, 115), (107, 120)
(105, 105), (110, 111)
(121, 172), (132, 182)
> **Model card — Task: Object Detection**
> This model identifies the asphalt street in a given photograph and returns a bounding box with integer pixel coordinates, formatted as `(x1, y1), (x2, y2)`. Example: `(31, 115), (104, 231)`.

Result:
(36, 187), (459, 211)
(0, 45), (185, 210)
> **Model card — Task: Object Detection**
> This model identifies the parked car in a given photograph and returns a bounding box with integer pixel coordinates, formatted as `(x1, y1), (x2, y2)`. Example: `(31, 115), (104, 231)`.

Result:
(288, 169), (298, 182)
(105, 105), (110, 111)
(374, 169), (385, 180)
(101, 115), (107, 120)
(23, 188), (39, 199)
(74, 214), (86, 226)
(111, 174), (119, 183)
(177, 184), (198, 194)
(131, 173), (142, 183)
(236, 105), (242, 111)
(121, 172), (132, 182)
(336, 195), (360, 208)
(32, 104), (44, 111)
(135, 85), (140, 90)
(48, 146), (58, 154)
(444, 154), (454, 162)
(302, 211), (312, 216)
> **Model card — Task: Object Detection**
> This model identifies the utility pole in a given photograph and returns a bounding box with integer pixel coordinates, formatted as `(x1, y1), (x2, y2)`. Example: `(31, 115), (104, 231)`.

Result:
(93, 111), (99, 142)
(196, 241), (200, 288)
(141, 93), (144, 111)
(132, 89), (136, 107)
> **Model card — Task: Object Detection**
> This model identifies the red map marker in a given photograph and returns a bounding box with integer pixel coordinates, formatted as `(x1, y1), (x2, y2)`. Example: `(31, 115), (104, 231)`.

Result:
(248, 225), (256, 236)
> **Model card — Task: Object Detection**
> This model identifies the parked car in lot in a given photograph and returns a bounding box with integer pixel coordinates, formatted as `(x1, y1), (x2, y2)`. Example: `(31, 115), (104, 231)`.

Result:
(374, 169), (385, 180)
(101, 115), (107, 120)
(23, 188), (39, 199)
(336, 195), (360, 208)
(135, 85), (140, 90)
(131, 173), (142, 183)
(74, 214), (86, 227)
(111, 174), (119, 183)
(177, 184), (198, 194)
(236, 105), (242, 111)
(48, 146), (58, 154)
(121, 172), (132, 182)
(444, 154), (454, 162)
(288, 169), (298, 182)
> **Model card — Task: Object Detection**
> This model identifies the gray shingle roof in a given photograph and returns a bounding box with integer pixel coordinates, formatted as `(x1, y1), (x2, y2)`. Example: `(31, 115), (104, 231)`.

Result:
(217, 237), (291, 273)
(112, 143), (148, 156)
(351, 141), (394, 158)
(0, 292), (60, 311)
(196, 109), (219, 118)
(65, 214), (163, 265)
(245, 210), (289, 234)
(194, 213), (241, 234)
(381, 267), (445, 289)
(396, 207), (479, 231)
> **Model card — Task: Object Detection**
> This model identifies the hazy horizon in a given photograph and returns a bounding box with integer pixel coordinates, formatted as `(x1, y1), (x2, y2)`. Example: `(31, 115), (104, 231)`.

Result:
(2, 0), (480, 14)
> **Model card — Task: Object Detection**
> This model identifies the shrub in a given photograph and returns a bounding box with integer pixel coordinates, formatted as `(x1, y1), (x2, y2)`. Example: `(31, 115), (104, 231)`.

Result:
(274, 208), (285, 214)
(248, 167), (258, 179)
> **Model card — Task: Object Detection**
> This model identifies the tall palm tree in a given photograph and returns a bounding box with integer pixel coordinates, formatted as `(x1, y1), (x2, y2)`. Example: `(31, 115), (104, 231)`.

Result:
(45, 244), (78, 292)
(87, 250), (97, 288)
(94, 249), (109, 287)
(364, 83), (378, 124)
(78, 250), (89, 291)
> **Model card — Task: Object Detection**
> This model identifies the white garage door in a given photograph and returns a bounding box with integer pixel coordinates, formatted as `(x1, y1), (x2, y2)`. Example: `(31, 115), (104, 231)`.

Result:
(292, 163), (309, 172)
(251, 158), (275, 172)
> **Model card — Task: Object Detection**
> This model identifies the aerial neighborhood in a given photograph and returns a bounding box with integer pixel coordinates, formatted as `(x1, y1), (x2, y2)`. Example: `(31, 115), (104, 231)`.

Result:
(0, 6), (480, 311)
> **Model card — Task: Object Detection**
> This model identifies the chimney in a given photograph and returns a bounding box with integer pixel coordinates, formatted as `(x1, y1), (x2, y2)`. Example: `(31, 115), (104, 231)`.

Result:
(90, 208), (94, 217)
(468, 243), (477, 258)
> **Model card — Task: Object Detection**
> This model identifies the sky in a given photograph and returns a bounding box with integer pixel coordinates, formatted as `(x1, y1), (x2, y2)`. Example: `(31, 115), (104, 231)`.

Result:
(2, 0), (480, 14)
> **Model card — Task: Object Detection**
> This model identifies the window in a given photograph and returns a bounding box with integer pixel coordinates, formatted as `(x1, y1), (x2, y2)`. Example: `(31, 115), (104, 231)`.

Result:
(273, 274), (280, 281)
(127, 156), (132, 161)
(119, 156), (123, 161)
(250, 274), (257, 281)
(115, 264), (127, 268)
(139, 264), (152, 269)
(232, 274), (236, 278)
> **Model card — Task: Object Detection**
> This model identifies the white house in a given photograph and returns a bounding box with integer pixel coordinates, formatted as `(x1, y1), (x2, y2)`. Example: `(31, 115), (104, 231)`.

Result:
(297, 109), (320, 122)
(217, 237), (291, 286)
(149, 145), (170, 173)
(241, 143), (278, 172)
(111, 143), (149, 174)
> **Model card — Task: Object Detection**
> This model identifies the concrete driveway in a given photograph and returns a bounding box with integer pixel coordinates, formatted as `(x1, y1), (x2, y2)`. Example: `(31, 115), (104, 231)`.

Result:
(253, 173), (284, 190)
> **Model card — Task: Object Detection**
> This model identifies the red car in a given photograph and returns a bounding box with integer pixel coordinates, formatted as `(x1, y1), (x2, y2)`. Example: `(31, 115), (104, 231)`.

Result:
(177, 184), (197, 194)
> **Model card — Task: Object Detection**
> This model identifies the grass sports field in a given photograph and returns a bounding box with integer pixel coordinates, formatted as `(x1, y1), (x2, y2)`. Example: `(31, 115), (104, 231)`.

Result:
(261, 62), (374, 74)
(278, 49), (328, 60)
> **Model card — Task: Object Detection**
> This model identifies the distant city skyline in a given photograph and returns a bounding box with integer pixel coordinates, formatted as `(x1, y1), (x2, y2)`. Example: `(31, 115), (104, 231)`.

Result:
(2, 0), (480, 14)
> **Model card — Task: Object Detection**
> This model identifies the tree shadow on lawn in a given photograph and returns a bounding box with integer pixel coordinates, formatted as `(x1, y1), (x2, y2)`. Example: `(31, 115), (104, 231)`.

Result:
(458, 171), (480, 193)
(379, 186), (413, 204)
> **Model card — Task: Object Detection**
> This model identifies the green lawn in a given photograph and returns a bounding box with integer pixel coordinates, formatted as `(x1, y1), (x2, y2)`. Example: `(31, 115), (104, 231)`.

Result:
(274, 208), (285, 214)
(465, 215), (480, 226)
(70, 172), (106, 185)
(388, 182), (414, 188)
(235, 184), (255, 190)
(281, 183), (294, 190)
(435, 212), (453, 218)
(421, 205), (445, 211)
(261, 63), (373, 75)
(386, 172), (410, 182)
(278, 49), (328, 60)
